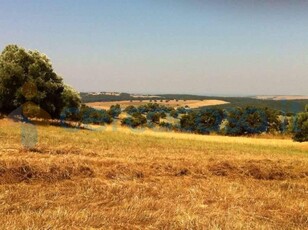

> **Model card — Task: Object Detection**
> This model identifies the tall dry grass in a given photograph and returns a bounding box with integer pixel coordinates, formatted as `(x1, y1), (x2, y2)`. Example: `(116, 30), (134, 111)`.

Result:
(0, 119), (308, 229)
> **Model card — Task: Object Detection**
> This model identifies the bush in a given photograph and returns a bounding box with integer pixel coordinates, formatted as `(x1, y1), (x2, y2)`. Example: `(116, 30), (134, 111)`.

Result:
(177, 107), (187, 114)
(170, 110), (179, 118)
(293, 108), (308, 142)
(75, 105), (112, 125)
(137, 105), (149, 114)
(159, 121), (173, 130)
(180, 108), (224, 134)
(146, 112), (161, 124)
(224, 107), (270, 136)
(108, 104), (121, 118)
(124, 105), (138, 115)
(264, 108), (284, 133)
(160, 112), (167, 119)
(121, 112), (146, 128)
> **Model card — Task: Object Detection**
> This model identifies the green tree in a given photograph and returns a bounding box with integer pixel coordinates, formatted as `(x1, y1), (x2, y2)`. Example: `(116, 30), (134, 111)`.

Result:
(180, 112), (196, 132)
(59, 85), (82, 120)
(78, 105), (112, 125)
(146, 112), (161, 124)
(160, 112), (167, 119)
(264, 108), (283, 133)
(224, 107), (270, 136)
(177, 107), (187, 114)
(124, 105), (138, 115)
(180, 109), (224, 134)
(195, 108), (224, 134)
(170, 110), (179, 118)
(159, 121), (173, 130)
(121, 112), (146, 128)
(0, 44), (80, 118)
(293, 106), (308, 142)
(108, 104), (121, 118)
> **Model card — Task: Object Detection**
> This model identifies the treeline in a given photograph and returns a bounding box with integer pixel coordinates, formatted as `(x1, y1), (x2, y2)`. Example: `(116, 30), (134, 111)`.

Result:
(61, 103), (185, 127)
(203, 98), (308, 115)
(121, 103), (185, 128)
(80, 92), (160, 103)
(180, 107), (285, 135)
(64, 102), (308, 142)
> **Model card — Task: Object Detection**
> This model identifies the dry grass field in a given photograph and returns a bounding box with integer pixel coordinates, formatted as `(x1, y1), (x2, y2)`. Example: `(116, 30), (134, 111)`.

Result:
(87, 99), (229, 110)
(0, 119), (308, 229)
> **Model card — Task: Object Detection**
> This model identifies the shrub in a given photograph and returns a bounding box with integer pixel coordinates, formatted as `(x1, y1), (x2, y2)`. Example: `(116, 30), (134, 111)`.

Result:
(76, 105), (112, 125)
(180, 112), (196, 133)
(160, 112), (167, 119)
(121, 112), (146, 128)
(180, 108), (224, 134)
(177, 107), (187, 114)
(108, 104), (121, 118)
(159, 121), (173, 130)
(170, 110), (179, 118)
(146, 112), (161, 124)
(293, 107), (308, 142)
(124, 105), (138, 115)
(224, 107), (270, 136)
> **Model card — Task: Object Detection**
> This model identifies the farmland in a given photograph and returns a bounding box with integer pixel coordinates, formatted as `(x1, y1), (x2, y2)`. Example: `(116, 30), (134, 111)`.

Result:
(87, 99), (228, 110)
(1, 1), (308, 229)
(0, 119), (307, 229)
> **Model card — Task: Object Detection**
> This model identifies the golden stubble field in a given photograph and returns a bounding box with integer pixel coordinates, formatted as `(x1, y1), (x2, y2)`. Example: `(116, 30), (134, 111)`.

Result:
(86, 99), (229, 110)
(0, 119), (308, 229)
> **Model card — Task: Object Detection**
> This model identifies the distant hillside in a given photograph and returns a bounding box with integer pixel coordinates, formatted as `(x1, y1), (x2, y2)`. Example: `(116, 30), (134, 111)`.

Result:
(253, 95), (308, 100)
(80, 92), (162, 103)
(201, 97), (308, 114)
(80, 92), (308, 114)
(160, 94), (308, 114)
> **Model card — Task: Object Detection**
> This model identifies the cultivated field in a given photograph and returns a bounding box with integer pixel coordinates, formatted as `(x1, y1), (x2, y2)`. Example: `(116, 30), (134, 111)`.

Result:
(0, 119), (308, 229)
(87, 99), (229, 110)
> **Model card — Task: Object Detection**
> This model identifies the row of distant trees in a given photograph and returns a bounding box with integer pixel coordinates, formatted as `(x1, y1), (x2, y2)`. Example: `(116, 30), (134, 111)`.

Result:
(72, 101), (307, 142)
(0, 45), (307, 142)
(118, 103), (308, 142)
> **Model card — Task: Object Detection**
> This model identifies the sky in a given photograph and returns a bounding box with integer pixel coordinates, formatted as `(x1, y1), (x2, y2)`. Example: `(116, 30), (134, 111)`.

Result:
(0, 0), (307, 96)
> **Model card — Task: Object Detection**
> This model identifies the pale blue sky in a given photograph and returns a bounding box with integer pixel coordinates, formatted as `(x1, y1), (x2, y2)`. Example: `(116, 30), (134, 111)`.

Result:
(0, 0), (307, 95)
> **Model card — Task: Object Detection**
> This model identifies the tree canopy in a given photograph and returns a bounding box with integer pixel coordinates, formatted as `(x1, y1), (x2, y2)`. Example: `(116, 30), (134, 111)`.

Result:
(0, 45), (81, 118)
(292, 105), (308, 142)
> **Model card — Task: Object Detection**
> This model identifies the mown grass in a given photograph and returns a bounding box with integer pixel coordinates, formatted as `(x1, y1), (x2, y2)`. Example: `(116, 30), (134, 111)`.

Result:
(0, 119), (308, 229)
